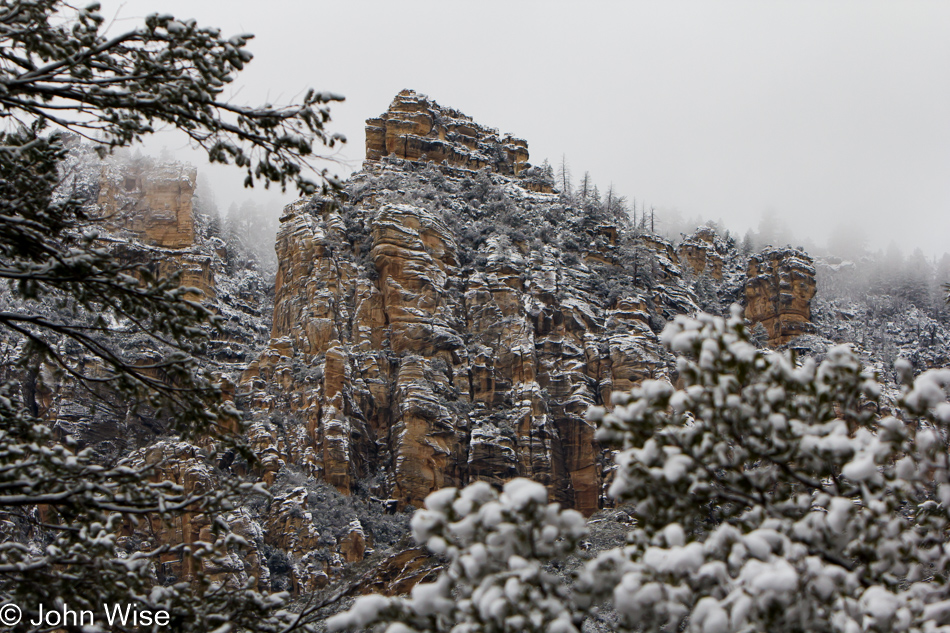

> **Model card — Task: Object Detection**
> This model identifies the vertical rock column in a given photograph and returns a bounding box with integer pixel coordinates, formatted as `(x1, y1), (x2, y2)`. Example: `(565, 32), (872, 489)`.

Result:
(744, 247), (817, 346)
(371, 204), (465, 507)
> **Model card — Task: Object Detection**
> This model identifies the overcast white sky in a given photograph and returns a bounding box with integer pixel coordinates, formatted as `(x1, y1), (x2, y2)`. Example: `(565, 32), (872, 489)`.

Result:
(107, 1), (950, 258)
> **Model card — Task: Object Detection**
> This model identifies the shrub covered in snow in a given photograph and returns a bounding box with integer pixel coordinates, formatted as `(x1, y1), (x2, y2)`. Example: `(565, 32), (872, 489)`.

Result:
(334, 306), (950, 633)
(327, 478), (587, 633)
(576, 306), (950, 632)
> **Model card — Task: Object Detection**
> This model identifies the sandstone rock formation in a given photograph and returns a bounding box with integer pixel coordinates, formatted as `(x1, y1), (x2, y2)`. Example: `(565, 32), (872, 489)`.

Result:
(261, 487), (330, 592)
(744, 247), (817, 346)
(56, 141), (220, 301)
(26, 140), (378, 602)
(339, 519), (367, 563)
(358, 548), (440, 597)
(366, 89), (529, 176)
(97, 157), (197, 249)
(121, 441), (267, 589)
(677, 226), (725, 280)
(240, 92), (696, 519)
(55, 142), (222, 304)
(23, 143), (285, 595)
(33, 144), (282, 457)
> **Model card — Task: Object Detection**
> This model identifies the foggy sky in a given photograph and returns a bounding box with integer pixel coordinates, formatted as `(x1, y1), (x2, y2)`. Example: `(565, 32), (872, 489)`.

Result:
(107, 1), (950, 258)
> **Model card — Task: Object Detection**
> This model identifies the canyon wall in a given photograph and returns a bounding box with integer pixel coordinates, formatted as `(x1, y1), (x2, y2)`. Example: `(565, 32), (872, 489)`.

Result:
(744, 247), (817, 346)
(97, 158), (197, 249)
(241, 92), (699, 523)
(677, 226), (725, 280)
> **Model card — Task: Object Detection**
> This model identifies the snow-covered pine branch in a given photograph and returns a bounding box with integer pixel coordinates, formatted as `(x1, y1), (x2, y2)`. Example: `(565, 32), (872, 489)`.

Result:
(327, 478), (588, 633)
(0, 1), (344, 630)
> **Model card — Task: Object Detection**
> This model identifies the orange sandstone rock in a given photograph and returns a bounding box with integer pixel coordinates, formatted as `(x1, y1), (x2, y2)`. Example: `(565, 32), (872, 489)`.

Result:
(744, 247), (817, 346)
(366, 89), (530, 176)
(677, 226), (724, 280)
(97, 158), (197, 249)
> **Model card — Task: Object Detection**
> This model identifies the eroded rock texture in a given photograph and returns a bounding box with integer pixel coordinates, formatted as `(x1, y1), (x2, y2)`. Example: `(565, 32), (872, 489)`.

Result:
(97, 157), (197, 249)
(10, 141), (292, 593)
(120, 441), (267, 590)
(744, 247), (817, 346)
(366, 89), (530, 176)
(34, 145), (277, 454)
(240, 92), (702, 520)
(14, 139), (395, 600)
(677, 226), (725, 280)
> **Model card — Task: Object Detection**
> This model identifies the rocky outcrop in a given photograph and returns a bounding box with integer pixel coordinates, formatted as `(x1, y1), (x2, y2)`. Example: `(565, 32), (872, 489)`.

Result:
(240, 92), (698, 518)
(261, 487), (330, 592)
(366, 89), (529, 176)
(169, 252), (216, 300)
(358, 548), (440, 597)
(744, 247), (817, 346)
(120, 441), (267, 589)
(338, 519), (367, 563)
(251, 195), (669, 515)
(35, 141), (346, 600)
(677, 226), (724, 280)
(110, 246), (214, 301)
(65, 147), (218, 301)
(31, 142), (281, 591)
(58, 145), (220, 302)
(97, 158), (197, 249)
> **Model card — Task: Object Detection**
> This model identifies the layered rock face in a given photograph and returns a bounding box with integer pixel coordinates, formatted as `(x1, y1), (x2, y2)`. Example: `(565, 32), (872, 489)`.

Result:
(241, 92), (697, 524)
(366, 89), (529, 176)
(744, 247), (817, 346)
(25, 143), (299, 597)
(97, 157), (198, 249)
(120, 441), (267, 589)
(677, 226), (725, 280)
(37, 146), (277, 454)
(36, 142), (276, 468)
(56, 143), (218, 300)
